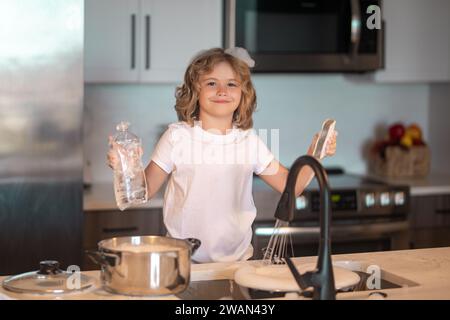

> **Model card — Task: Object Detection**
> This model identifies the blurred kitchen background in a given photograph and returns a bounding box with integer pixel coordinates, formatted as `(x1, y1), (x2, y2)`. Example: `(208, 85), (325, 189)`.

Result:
(1, 0), (450, 274)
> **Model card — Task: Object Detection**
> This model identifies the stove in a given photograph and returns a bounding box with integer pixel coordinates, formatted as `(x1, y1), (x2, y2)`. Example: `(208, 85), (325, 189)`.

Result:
(296, 172), (410, 221)
(252, 169), (411, 258)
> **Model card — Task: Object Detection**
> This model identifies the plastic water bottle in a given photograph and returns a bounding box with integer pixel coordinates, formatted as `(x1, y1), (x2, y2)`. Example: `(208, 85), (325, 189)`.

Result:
(111, 121), (148, 211)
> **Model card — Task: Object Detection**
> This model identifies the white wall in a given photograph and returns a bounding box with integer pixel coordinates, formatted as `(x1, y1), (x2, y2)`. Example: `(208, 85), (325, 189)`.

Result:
(84, 75), (431, 183)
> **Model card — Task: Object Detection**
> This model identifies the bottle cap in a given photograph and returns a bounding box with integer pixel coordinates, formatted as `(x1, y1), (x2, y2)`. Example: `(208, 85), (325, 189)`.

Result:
(116, 121), (130, 132)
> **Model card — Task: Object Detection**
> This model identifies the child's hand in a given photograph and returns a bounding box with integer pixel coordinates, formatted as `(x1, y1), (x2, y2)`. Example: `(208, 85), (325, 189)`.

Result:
(307, 131), (338, 159)
(325, 130), (338, 157)
(107, 136), (144, 169)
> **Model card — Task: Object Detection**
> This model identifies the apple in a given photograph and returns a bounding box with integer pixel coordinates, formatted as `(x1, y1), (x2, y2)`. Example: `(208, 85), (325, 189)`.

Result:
(406, 123), (422, 141)
(400, 134), (413, 148)
(389, 123), (405, 142)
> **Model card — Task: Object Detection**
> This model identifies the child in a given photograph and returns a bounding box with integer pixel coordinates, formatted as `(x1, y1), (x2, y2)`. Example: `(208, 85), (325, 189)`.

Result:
(108, 47), (337, 263)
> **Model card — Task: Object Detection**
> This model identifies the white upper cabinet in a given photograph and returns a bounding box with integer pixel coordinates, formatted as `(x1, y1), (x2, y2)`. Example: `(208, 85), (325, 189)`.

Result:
(84, 0), (222, 83)
(139, 0), (222, 82)
(375, 0), (450, 82)
(85, 0), (140, 82)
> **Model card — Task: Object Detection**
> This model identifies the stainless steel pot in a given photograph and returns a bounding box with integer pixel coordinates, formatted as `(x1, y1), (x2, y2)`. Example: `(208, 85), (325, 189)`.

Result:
(86, 236), (201, 296)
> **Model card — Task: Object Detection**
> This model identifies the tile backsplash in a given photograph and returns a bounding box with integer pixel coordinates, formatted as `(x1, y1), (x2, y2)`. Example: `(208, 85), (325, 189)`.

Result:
(84, 74), (440, 183)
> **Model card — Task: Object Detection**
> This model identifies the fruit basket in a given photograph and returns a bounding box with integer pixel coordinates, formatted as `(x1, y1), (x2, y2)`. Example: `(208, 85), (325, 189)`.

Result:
(369, 123), (430, 178)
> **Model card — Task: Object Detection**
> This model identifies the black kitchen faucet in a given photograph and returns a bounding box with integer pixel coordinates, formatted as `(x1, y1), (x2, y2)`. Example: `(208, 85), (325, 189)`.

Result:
(274, 155), (336, 300)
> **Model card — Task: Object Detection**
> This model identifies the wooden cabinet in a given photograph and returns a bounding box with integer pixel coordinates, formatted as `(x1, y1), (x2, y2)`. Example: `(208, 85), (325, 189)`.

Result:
(84, 0), (222, 83)
(374, 0), (450, 82)
(409, 194), (450, 249)
(83, 208), (165, 270)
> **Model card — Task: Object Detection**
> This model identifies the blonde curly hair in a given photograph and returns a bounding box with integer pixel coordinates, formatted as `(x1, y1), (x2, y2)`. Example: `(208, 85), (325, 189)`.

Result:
(175, 48), (256, 130)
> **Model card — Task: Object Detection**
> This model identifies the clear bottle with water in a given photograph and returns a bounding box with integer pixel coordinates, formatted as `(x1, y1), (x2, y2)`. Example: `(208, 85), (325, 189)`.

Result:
(111, 121), (148, 211)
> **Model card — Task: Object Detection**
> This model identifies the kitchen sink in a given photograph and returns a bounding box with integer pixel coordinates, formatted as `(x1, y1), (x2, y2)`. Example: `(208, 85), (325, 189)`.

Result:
(331, 260), (419, 291)
(177, 260), (419, 300)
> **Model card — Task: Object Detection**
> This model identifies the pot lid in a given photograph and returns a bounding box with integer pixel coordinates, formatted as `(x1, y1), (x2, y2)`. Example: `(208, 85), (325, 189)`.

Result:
(2, 260), (95, 294)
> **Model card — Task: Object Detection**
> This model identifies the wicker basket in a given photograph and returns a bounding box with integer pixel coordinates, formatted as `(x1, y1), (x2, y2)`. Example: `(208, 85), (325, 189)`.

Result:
(370, 145), (431, 178)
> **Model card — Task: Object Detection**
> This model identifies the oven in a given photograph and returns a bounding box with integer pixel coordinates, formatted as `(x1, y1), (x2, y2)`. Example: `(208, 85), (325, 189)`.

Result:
(252, 171), (411, 258)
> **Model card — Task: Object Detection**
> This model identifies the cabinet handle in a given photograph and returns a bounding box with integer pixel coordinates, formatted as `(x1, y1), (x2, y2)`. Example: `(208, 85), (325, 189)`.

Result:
(145, 15), (150, 69)
(102, 227), (139, 234)
(435, 209), (450, 215)
(131, 14), (136, 69)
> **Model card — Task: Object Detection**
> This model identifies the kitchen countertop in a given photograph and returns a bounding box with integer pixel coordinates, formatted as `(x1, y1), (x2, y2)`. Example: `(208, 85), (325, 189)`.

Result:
(1, 247), (450, 300)
(367, 172), (450, 196)
(84, 172), (450, 212)
(83, 178), (281, 217)
(82, 180), (280, 222)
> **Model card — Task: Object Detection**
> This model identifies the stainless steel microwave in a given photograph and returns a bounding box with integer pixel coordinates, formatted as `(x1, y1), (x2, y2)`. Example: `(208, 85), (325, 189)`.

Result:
(225, 0), (384, 73)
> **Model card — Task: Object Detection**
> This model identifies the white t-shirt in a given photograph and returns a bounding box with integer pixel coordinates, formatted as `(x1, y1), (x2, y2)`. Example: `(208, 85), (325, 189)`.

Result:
(150, 121), (275, 263)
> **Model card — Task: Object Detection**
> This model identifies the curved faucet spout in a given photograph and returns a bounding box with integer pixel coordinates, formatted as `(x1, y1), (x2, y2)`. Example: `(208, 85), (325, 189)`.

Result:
(274, 155), (336, 300)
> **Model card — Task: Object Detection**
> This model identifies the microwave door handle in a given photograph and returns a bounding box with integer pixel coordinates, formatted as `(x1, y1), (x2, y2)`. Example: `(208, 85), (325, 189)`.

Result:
(349, 0), (362, 57)
(225, 0), (236, 47)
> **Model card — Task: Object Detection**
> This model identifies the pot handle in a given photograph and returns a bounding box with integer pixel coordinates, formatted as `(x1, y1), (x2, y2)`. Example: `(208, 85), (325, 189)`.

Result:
(85, 250), (126, 278)
(85, 250), (120, 267)
(185, 238), (201, 255)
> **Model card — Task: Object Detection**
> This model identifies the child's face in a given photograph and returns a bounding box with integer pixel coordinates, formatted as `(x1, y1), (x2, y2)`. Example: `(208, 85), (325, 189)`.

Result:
(198, 61), (242, 122)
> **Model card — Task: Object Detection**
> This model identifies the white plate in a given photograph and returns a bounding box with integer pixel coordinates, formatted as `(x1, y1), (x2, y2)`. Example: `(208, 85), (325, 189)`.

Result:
(234, 262), (360, 292)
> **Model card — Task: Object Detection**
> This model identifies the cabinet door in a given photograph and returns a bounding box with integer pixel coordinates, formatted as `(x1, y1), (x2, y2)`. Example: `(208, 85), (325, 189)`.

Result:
(83, 208), (164, 249)
(84, 0), (140, 82)
(375, 0), (450, 82)
(410, 195), (450, 228)
(139, 0), (222, 83)
(83, 208), (164, 270)
(410, 195), (450, 249)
